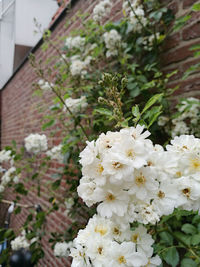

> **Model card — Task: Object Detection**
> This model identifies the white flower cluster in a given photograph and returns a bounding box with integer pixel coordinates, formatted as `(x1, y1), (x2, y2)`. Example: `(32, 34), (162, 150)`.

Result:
(158, 97), (200, 138)
(38, 79), (53, 91)
(0, 149), (20, 193)
(172, 97), (200, 137)
(0, 149), (12, 164)
(123, 0), (147, 32)
(46, 144), (63, 163)
(123, 0), (140, 13)
(64, 197), (75, 217)
(24, 134), (48, 154)
(143, 33), (161, 51)
(78, 125), (200, 224)
(103, 30), (122, 58)
(0, 167), (19, 193)
(70, 56), (92, 77)
(93, 0), (112, 22)
(11, 230), (37, 251)
(65, 36), (85, 50)
(54, 241), (73, 258)
(1, 167), (16, 187)
(70, 215), (161, 267)
(63, 96), (88, 114)
(69, 125), (200, 266)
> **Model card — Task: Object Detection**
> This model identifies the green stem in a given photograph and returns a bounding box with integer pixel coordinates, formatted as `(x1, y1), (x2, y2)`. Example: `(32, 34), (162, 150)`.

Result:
(47, 37), (70, 68)
(35, 69), (89, 140)
(166, 228), (200, 263)
(51, 86), (89, 140)
(127, 0), (151, 34)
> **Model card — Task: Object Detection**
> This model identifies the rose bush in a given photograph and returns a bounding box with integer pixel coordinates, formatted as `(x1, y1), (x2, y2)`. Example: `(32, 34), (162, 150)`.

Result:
(1, 0), (200, 266)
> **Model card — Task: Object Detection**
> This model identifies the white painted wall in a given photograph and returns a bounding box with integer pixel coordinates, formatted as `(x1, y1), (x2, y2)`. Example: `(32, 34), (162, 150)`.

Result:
(0, 0), (15, 89)
(0, 0), (58, 89)
(15, 0), (58, 47)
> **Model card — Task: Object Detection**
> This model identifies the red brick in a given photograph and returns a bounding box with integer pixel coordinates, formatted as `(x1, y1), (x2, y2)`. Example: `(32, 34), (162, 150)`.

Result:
(168, 1), (179, 14)
(162, 42), (193, 65)
(163, 32), (181, 51)
(183, 21), (200, 40)
(183, 0), (196, 9)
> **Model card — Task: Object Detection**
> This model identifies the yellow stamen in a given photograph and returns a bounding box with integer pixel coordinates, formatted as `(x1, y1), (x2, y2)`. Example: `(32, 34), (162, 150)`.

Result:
(135, 174), (146, 186)
(98, 247), (103, 255)
(190, 158), (200, 171)
(126, 149), (134, 158)
(113, 227), (121, 236)
(95, 226), (107, 236)
(98, 164), (104, 174)
(175, 171), (182, 178)
(158, 191), (165, 199)
(105, 140), (112, 149)
(118, 256), (126, 264)
(112, 162), (123, 169)
(132, 233), (139, 243)
(182, 188), (191, 198)
(106, 193), (116, 202)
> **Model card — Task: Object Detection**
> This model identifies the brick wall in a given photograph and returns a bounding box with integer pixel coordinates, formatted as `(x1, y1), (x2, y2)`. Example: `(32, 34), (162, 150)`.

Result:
(0, 0), (200, 266)
(162, 0), (200, 99)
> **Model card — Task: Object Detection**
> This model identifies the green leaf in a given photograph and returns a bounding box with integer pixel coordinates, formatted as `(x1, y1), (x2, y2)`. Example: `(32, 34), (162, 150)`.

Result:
(194, 50), (200, 57)
(159, 231), (173, 245)
(173, 15), (191, 32)
(146, 106), (162, 128)
(182, 62), (200, 79)
(174, 231), (191, 246)
(52, 179), (61, 190)
(51, 173), (61, 179)
(181, 258), (198, 267)
(166, 70), (178, 79)
(32, 173), (39, 180)
(147, 111), (162, 128)
(197, 222), (200, 232)
(49, 104), (61, 111)
(132, 105), (140, 117)
(132, 105), (141, 124)
(189, 44), (200, 51)
(192, 214), (200, 224)
(42, 119), (55, 130)
(32, 89), (43, 97)
(4, 229), (14, 238)
(127, 82), (138, 90)
(130, 88), (140, 97)
(181, 224), (197, 235)
(191, 233), (200, 245)
(141, 93), (163, 115)
(14, 206), (21, 214)
(163, 247), (179, 267)
(192, 3), (200, 12)
(94, 108), (113, 117)
(14, 183), (27, 195)
(149, 8), (167, 21)
(12, 140), (17, 148)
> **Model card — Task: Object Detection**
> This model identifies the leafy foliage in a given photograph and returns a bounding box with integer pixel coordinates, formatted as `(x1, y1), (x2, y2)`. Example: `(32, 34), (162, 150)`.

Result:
(0, 0), (200, 266)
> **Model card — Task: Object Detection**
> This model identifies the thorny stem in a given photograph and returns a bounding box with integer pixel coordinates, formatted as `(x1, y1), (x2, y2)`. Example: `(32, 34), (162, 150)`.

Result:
(49, 84), (89, 140)
(45, 37), (70, 68)
(30, 58), (89, 140)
